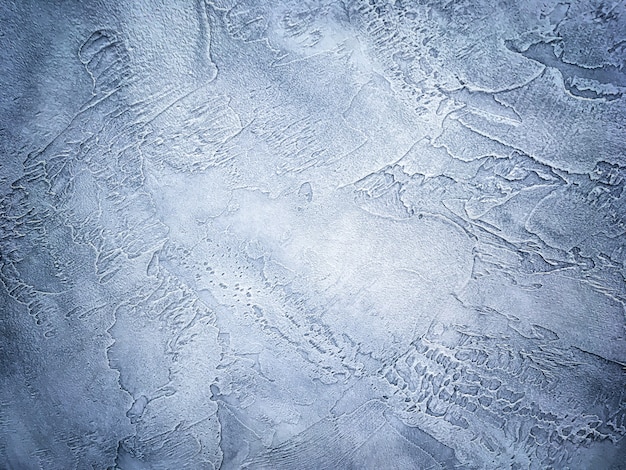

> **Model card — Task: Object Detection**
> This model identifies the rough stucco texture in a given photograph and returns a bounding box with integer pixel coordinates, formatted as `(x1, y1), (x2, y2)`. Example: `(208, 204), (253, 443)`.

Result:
(1, 1), (626, 469)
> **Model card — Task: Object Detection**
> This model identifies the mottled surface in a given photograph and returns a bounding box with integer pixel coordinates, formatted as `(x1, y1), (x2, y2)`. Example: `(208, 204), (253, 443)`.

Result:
(1, 1), (626, 469)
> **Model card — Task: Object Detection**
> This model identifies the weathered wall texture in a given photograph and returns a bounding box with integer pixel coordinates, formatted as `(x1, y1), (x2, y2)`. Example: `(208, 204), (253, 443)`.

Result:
(1, 1), (625, 468)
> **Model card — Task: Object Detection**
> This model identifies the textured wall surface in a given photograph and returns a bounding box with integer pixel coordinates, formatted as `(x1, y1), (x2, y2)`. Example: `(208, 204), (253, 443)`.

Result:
(1, 1), (626, 468)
